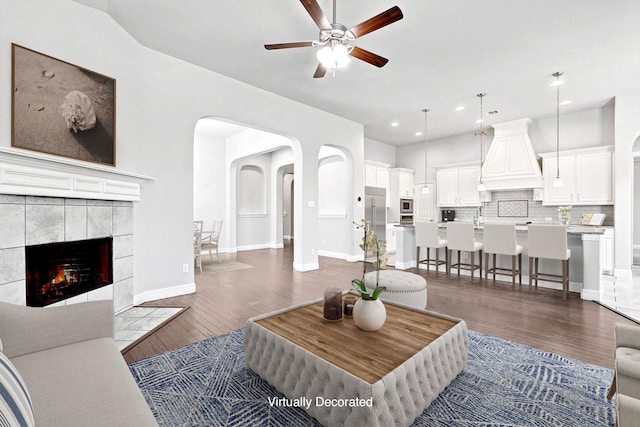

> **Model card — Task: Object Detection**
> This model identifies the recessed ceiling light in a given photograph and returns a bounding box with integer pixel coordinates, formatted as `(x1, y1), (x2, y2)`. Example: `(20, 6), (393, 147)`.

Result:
(455, 106), (465, 111)
(391, 121), (399, 127)
(559, 100), (572, 106)
(415, 131), (423, 136)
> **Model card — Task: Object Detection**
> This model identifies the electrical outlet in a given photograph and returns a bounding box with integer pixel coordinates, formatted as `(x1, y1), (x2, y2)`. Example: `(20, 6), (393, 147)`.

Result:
(182, 264), (189, 273)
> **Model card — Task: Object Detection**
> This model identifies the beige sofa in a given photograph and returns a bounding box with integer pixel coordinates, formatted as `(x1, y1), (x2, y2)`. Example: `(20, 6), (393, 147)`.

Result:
(0, 300), (158, 427)
(610, 323), (640, 427)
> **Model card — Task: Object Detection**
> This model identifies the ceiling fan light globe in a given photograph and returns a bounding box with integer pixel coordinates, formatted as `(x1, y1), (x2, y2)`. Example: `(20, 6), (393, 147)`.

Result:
(316, 46), (333, 65)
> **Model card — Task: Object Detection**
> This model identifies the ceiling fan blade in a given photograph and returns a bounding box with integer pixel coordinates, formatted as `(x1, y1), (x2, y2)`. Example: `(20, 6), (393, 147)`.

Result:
(300, 0), (331, 30)
(264, 41), (314, 50)
(313, 63), (327, 78)
(350, 47), (389, 68)
(349, 6), (403, 38)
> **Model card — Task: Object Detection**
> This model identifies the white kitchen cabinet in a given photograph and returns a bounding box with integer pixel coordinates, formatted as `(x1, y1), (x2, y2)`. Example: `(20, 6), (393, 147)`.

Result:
(365, 163), (378, 187)
(388, 168), (415, 222)
(386, 224), (397, 253)
(540, 146), (613, 206)
(365, 161), (390, 207)
(601, 227), (614, 275)
(414, 182), (435, 221)
(435, 164), (481, 207)
(390, 168), (415, 198)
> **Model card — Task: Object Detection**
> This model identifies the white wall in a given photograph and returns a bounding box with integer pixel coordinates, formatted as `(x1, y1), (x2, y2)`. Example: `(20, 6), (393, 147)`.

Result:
(364, 137), (396, 166)
(0, 1), (365, 302)
(634, 158), (640, 247)
(397, 105), (614, 183)
(283, 174), (294, 239)
(193, 123), (227, 242)
(614, 91), (640, 274)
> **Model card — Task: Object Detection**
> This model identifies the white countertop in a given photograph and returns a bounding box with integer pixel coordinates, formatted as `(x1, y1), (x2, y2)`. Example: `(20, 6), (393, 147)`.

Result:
(393, 222), (607, 234)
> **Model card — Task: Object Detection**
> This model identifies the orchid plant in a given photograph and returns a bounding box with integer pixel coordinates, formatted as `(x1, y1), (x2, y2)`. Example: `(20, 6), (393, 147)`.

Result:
(351, 219), (387, 300)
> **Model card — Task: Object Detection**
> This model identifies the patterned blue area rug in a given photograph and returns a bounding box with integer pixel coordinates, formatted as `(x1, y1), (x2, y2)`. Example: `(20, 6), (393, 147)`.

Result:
(129, 329), (615, 426)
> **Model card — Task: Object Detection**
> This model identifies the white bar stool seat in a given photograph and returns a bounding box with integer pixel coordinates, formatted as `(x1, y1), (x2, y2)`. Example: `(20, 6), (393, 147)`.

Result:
(483, 223), (523, 287)
(446, 222), (483, 279)
(528, 224), (571, 299)
(415, 220), (448, 273)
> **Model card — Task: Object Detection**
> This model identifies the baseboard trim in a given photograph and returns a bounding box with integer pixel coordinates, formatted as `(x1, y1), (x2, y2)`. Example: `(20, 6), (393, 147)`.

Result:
(236, 243), (282, 251)
(615, 268), (633, 279)
(394, 260), (416, 270)
(133, 282), (196, 305)
(580, 289), (600, 301)
(318, 250), (349, 260)
(293, 261), (319, 272)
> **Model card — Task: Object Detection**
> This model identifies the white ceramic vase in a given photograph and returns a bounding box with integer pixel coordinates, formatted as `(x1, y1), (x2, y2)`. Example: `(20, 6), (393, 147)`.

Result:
(352, 298), (386, 331)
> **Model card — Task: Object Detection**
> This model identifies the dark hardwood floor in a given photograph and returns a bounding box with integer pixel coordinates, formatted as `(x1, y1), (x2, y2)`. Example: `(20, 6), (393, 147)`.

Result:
(123, 241), (636, 369)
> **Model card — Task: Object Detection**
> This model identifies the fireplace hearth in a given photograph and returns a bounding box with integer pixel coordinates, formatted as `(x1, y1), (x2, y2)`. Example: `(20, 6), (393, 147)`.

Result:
(26, 237), (113, 307)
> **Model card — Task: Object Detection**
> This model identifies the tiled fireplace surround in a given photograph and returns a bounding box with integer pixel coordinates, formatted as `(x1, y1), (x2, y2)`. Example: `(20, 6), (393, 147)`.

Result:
(0, 195), (134, 313)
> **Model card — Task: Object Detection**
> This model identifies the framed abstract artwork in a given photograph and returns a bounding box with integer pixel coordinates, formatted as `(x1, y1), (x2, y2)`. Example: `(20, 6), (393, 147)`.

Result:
(11, 43), (116, 166)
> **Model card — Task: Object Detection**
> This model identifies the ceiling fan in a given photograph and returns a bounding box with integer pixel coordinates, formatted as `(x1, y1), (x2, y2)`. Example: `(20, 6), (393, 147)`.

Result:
(264, 0), (403, 78)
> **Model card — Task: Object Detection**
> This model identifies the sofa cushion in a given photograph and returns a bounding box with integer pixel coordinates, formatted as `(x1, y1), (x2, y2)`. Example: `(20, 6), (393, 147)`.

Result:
(0, 348), (35, 427)
(11, 337), (157, 427)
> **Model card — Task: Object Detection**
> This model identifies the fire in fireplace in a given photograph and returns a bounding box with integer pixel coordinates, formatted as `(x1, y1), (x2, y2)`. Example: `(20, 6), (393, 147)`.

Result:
(25, 237), (113, 307)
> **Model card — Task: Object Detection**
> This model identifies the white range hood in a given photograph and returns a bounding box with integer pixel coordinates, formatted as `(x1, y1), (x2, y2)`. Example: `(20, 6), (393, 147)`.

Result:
(481, 118), (543, 191)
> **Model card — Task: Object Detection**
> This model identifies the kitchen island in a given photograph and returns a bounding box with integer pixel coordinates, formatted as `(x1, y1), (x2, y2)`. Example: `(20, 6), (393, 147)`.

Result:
(394, 223), (609, 300)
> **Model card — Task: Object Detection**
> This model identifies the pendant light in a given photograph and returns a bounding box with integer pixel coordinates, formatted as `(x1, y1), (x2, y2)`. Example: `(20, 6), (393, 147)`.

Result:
(422, 108), (430, 195)
(475, 93), (487, 192)
(551, 71), (564, 188)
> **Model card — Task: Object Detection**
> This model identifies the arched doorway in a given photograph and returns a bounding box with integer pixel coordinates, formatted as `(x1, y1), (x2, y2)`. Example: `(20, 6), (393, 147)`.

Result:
(193, 117), (302, 266)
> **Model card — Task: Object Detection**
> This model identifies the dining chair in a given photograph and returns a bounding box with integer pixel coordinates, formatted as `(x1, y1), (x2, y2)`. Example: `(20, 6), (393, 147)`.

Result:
(193, 220), (203, 273)
(202, 218), (223, 263)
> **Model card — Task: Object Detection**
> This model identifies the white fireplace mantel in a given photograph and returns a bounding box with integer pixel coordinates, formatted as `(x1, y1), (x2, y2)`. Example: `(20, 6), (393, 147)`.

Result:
(0, 147), (155, 201)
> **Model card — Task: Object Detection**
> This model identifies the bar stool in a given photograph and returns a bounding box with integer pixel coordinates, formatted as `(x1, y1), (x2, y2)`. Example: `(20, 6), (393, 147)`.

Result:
(446, 222), (483, 279)
(415, 220), (448, 273)
(483, 223), (523, 288)
(528, 224), (571, 300)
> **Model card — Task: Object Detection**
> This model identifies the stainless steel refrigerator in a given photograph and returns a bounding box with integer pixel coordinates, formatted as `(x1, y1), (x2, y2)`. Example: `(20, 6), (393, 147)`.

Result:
(364, 186), (386, 243)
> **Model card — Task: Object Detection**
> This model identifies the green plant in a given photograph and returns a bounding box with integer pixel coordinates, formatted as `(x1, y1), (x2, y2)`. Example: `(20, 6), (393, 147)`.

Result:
(352, 219), (387, 300)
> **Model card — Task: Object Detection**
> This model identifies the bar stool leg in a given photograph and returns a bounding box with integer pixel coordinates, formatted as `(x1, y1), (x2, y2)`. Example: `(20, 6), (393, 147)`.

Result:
(528, 257), (533, 287)
(562, 258), (569, 300)
(479, 250), (483, 278)
(471, 252), (475, 280)
(416, 247), (420, 270)
(518, 253), (522, 285)
(435, 248), (440, 273)
(512, 255), (516, 288)
(457, 250), (461, 276)
(447, 249), (451, 275)
(534, 258), (539, 288)
(427, 248), (431, 270)
(492, 254), (497, 282)
(485, 253), (489, 279)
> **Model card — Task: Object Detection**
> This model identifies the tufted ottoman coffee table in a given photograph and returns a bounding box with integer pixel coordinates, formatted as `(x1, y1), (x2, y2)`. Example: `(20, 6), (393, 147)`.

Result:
(364, 270), (427, 309)
(244, 297), (468, 427)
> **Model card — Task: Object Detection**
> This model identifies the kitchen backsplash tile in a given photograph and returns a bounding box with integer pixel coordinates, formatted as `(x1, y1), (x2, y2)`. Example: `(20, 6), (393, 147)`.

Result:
(451, 189), (614, 226)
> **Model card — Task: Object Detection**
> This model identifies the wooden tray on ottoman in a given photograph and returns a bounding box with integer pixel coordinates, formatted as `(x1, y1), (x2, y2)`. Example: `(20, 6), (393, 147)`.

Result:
(243, 297), (468, 427)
